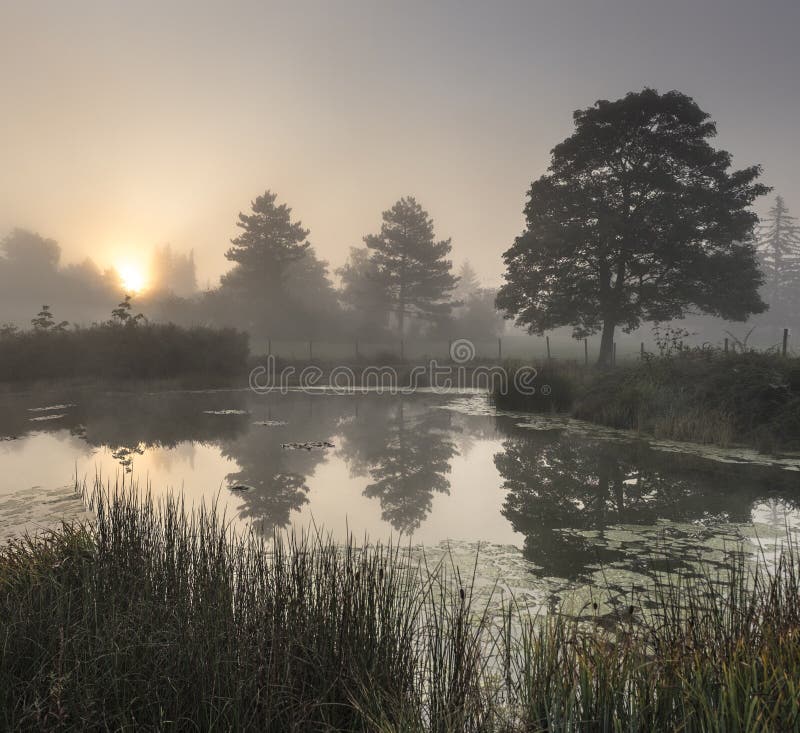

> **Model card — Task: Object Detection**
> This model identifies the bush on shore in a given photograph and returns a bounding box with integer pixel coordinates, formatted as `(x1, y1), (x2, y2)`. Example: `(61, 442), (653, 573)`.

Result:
(493, 351), (800, 450)
(0, 322), (249, 382)
(574, 350), (800, 450)
(2, 482), (800, 730)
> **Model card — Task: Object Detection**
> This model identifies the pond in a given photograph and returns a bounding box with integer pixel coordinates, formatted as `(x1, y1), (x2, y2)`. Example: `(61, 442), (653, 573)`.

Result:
(2, 386), (799, 612)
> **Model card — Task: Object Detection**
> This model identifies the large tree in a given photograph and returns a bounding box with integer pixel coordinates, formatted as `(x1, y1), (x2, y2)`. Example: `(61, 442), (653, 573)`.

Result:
(364, 197), (458, 334)
(496, 89), (769, 366)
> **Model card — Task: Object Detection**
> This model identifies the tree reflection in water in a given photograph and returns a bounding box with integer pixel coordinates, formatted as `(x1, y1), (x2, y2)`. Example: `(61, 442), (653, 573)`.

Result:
(338, 398), (458, 533)
(3, 387), (798, 583)
(222, 394), (342, 532)
(494, 418), (800, 581)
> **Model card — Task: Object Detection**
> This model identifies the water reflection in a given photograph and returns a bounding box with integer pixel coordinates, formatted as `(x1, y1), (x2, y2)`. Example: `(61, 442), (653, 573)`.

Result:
(221, 397), (342, 531)
(338, 400), (457, 533)
(493, 419), (800, 580)
(1, 388), (799, 589)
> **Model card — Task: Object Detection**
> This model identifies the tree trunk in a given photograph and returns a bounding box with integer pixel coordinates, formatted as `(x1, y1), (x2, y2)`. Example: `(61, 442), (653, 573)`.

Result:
(597, 318), (615, 367)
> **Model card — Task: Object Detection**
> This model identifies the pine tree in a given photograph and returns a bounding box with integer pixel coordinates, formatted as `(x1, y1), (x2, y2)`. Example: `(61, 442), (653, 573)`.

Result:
(364, 197), (458, 333)
(757, 196), (800, 312)
(222, 191), (310, 291)
(456, 261), (481, 300)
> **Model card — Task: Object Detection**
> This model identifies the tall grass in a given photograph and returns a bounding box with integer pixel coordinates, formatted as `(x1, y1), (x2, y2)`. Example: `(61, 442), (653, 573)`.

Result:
(2, 481), (800, 730)
(494, 350), (800, 450)
(575, 351), (800, 450)
(0, 482), (494, 731)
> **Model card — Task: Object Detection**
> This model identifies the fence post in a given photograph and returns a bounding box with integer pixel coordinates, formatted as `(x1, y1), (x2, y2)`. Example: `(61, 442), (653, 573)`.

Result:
(641, 342), (645, 360)
(400, 339), (405, 361)
(498, 337), (502, 361)
(308, 340), (313, 361)
(546, 335), (551, 362)
(724, 337), (729, 354)
(584, 338), (588, 366)
(355, 340), (359, 360)
(783, 328), (789, 356)
(612, 342), (617, 367)
(267, 339), (271, 356)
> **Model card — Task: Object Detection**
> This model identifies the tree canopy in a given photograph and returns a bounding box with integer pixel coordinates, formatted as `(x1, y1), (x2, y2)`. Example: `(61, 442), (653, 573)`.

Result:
(216, 190), (341, 339)
(365, 197), (458, 334)
(222, 190), (311, 291)
(496, 88), (769, 365)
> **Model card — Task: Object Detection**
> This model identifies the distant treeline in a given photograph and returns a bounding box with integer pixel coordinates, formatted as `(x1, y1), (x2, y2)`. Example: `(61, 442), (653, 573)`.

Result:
(0, 195), (505, 346)
(0, 303), (248, 382)
(2, 183), (797, 355)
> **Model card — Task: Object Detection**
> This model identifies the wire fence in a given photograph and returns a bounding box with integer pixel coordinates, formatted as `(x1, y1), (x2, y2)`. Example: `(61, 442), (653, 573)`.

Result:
(254, 328), (795, 365)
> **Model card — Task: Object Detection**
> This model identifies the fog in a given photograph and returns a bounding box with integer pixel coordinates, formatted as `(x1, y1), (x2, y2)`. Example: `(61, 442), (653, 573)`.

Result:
(2, 2), (799, 279)
(1, 1), (799, 354)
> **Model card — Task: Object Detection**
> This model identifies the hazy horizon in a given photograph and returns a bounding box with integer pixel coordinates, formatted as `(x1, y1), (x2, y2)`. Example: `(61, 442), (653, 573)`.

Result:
(2, 0), (799, 291)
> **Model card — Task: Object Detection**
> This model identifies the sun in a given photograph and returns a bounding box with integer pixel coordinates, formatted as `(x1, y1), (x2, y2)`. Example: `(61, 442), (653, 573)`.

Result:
(116, 261), (147, 294)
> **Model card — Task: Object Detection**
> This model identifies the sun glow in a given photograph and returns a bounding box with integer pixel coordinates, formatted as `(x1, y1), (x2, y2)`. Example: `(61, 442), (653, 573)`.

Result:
(116, 262), (148, 293)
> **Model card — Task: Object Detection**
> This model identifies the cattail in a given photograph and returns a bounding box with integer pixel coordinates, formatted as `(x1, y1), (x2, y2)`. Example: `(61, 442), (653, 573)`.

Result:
(460, 588), (465, 601)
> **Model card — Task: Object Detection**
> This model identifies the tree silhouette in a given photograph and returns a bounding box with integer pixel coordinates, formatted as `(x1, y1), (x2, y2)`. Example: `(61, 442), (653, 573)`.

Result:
(365, 197), (458, 334)
(110, 295), (146, 326)
(223, 190), (311, 291)
(497, 88), (769, 366)
(455, 261), (480, 301)
(757, 195), (800, 318)
(31, 305), (68, 332)
(216, 191), (341, 339)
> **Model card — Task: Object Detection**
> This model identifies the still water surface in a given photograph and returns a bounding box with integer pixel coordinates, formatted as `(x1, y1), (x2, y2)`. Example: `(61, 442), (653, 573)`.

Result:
(2, 387), (799, 610)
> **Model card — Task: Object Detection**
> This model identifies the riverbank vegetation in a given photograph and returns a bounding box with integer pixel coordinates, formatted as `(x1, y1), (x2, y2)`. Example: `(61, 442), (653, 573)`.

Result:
(494, 350), (800, 451)
(2, 483), (800, 730)
(575, 350), (800, 451)
(0, 300), (248, 382)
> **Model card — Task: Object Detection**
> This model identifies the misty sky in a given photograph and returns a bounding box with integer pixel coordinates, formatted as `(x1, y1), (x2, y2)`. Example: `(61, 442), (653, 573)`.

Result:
(2, 0), (798, 288)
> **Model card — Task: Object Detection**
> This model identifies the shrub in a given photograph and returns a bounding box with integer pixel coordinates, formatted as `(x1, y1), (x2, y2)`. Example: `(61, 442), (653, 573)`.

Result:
(0, 323), (249, 382)
(573, 351), (800, 449)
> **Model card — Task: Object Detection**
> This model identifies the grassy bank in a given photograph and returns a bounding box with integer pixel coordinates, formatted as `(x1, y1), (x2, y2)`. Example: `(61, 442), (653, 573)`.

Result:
(2, 482), (800, 730)
(0, 323), (249, 382)
(494, 351), (800, 451)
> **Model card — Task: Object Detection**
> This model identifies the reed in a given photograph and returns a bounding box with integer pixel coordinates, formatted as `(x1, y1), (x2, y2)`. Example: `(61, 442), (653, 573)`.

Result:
(2, 480), (800, 730)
